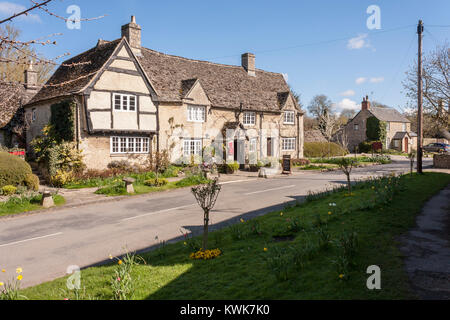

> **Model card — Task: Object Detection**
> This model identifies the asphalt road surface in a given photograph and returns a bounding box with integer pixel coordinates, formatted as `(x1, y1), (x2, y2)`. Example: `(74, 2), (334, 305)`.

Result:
(0, 157), (432, 288)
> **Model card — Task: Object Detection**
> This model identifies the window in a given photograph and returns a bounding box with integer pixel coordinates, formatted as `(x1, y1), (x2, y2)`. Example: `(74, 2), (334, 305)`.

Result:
(183, 139), (202, 156)
(110, 136), (149, 154)
(31, 108), (36, 122)
(187, 105), (206, 122)
(386, 122), (390, 132)
(402, 123), (406, 132)
(354, 124), (359, 131)
(282, 138), (296, 151)
(243, 112), (256, 125)
(113, 93), (137, 111)
(394, 140), (400, 148)
(284, 111), (295, 124)
(249, 138), (257, 152)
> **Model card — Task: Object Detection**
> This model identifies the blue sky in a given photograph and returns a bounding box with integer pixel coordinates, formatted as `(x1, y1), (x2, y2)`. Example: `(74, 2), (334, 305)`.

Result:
(2, 0), (449, 115)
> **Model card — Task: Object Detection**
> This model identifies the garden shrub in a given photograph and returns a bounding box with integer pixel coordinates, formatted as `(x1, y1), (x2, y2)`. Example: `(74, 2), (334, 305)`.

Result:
(144, 178), (168, 187)
(224, 161), (240, 174)
(175, 174), (209, 187)
(49, 100), (75, 143)
(358, 141), (382, 153)
(1, 185), (17, 196)
(0, 152), (32, 188)
(304, 142), (348, 158)
(24, 173), (40, 191)
(50, 169), (75, 188)
(107, 160), (133, 171)
(291, 158), (311, 166)
(366, 116), (387, 144)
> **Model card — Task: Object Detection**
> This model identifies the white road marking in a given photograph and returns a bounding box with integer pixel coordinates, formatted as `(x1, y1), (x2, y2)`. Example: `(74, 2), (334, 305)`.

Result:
(244, 185), (296, 195)
(121, 204), (196, 222)
(0, 232), (63, 248)
(219, 179), (258, 185)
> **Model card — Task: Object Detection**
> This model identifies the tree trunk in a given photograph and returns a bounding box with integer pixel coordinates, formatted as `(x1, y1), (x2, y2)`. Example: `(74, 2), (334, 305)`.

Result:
(202, 210), (209, 250)
(346, 173), (351, 193)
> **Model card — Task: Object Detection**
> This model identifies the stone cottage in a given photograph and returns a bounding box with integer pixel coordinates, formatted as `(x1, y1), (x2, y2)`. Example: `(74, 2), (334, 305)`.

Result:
(24, 16), (304, 170)
(343, 96), (417, 153)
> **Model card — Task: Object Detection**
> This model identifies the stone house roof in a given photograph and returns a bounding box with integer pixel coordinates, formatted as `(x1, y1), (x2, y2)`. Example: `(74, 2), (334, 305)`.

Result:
(27, 38), (301, 113)
(0, 82), (33, 129)
(368, 106), (410, 123)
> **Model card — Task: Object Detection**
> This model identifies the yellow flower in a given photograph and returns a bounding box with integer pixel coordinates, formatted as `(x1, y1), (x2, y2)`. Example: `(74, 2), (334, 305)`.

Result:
(183, 242), (187, 246)
(109, 254), (113, 260)
(16, 267), (22, 274)
(1, 269), (5, 273)
(240, 218), (245, 223)
(328, 211), (332, 215)
(263, 247), (268, 252)
(371, 186), (375, 190)
(118, 260), (123, 265)
(0, 282), (3, 286)
(17, 275), (23, 281)
(280, 212), (283, 216)
(339, 274), (344, 279)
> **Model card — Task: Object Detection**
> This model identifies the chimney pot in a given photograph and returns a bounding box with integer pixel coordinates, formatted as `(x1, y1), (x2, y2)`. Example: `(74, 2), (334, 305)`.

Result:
(121, 15), (142, 56)
(24, 62), (38, 92)
(241, 53), (255, 77)
(361, 96), (370, 111)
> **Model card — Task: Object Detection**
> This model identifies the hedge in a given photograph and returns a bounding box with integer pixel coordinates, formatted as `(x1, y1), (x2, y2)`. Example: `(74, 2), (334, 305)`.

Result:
(0, 152), (32, 188)
(304, 142), (348, 158)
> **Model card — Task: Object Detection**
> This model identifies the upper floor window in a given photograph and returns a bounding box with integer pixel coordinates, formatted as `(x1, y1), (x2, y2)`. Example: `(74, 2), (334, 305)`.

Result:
(31, 108), (36, 122)
(113, 93), (136, 112)
(284, 111), (295, 124)
(110, 136), (149, 154)
(402, 123), (406, 132)
(354, 124), (359, 131)
(386, 122), (390, 132)
(187, 105), (206, 122)
(243, 112), (256, 125)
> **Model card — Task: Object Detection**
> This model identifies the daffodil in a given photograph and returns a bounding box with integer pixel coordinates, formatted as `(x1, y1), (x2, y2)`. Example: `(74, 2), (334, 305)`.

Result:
(109, 254), (113, 260)
(183, 242), (187, 246)
(328, 211), (332, 215)
(263, 247), (268, 252)
(17, 275), (23, 281)
(1, 269), (5, 273)
(118, 260), (123, 265)
(280, 212), (283, 216)
(339, 274), (344, 279)
(0, 282), (4, 286)
(240, 218), (245, 223)
(16, 267), (22, 274)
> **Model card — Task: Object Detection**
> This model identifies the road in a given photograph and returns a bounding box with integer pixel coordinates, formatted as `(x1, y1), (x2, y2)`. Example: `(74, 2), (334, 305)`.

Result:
(0, 157), (431, 288)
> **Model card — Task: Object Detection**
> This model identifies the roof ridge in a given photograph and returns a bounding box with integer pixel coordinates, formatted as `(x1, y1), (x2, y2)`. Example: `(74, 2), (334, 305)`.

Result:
(140, 46), (284, 76)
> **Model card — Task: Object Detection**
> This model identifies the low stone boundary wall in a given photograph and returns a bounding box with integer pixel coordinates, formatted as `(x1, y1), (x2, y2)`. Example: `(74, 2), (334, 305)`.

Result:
(433, 154), (450, 169)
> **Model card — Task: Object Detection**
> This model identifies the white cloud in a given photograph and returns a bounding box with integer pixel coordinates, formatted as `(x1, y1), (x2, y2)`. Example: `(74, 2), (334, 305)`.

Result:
(336, 98), (360, 111)
(0, 2), (41, 23)
(282, 73), (288, 82)
(340, 90), (355, 97)
(355, 77), (367, 85)
(347, 34), (370, 50)
(370, 77), (384, 83)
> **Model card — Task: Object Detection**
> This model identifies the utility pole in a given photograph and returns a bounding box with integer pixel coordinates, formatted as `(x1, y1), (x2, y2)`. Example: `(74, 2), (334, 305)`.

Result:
(417, 20), (424, 174)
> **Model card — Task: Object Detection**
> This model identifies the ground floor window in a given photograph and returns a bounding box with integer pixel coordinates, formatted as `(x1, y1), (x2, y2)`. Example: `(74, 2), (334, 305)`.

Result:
(249, 138), (257, 152)
(183, 138), (202, 156)
(110, 136), (150, 154)
(282, 137), (296, 151)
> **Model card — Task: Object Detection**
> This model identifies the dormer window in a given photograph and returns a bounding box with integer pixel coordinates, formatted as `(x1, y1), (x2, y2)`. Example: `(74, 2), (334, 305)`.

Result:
(284, 111), (295, 124)
(243, 112), (256, 125)
(113, 93), (136, 112)
(187, 105), (206, 122)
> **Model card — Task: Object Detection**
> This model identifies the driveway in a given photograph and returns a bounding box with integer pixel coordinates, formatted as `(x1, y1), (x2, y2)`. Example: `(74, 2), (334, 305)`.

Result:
(0, 157), (432, 288)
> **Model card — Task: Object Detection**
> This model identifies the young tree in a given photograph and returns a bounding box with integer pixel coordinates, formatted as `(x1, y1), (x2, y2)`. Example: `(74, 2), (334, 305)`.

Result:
(191, 178), (222, 250)
(408, 150), (416, 176)
(336, 158), (357, 193)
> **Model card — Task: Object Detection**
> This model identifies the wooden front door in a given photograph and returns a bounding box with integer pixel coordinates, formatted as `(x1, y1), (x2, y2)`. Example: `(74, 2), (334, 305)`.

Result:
(267, 138), (272, 157)
(404, 137), (409, 153)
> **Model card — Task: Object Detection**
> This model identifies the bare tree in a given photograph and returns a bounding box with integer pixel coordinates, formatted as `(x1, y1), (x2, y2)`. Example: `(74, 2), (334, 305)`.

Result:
(308, 94), (338, 141)
(336, 128), (349, 152)
(336, 158), (357, 193)
(191, 179), (222, 250)
(403, 42), (450, 139)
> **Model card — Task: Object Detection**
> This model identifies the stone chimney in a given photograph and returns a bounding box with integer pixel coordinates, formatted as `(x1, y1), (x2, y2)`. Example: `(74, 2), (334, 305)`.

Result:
(361, 95), (370, 111)
(121, 15), (142, 56)
(24, 61), (38, 93)
(241, 53), (255, 76)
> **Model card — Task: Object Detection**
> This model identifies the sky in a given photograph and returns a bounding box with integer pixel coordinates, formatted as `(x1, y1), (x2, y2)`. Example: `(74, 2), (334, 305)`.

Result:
(1, 0), (449, 115)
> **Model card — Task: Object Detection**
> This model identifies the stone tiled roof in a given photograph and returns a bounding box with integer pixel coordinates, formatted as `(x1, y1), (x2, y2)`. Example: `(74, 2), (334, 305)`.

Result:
(369, 107), (410, 123)
(0, 82), (31, 128)
(392, 131), (417, 139)
(28, 39), (121, 105)
(29, 38), (300, 113)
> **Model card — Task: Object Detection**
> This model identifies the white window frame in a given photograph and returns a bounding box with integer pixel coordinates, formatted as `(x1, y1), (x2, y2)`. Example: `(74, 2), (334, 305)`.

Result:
(110, 136), (149, 154)
(354, 124), (359, 131)
(402, 123), (406, 132)
(113, 93), (137, 112)
(243, 112), (256, 125)
(183, 138), (202, 156)
(249, 138), (257, 152)
(282, 137), (296, 151)
(386, 122), (390, 132)
(284, 111), (295, 124)
(187, 105), (206, 122)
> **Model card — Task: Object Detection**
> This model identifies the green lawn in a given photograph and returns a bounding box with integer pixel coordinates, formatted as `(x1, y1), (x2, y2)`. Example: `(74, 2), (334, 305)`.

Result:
(0, 194), (65, 217)
(20, 172), (450, 300)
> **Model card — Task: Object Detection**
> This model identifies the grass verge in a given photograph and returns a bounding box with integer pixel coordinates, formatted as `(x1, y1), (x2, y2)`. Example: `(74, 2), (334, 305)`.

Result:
(19, 172), (450, 300)
(0, 194), (65, 217)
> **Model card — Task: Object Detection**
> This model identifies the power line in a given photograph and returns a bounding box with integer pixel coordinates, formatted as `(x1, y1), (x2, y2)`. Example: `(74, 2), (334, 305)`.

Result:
(207, 24), (415, 60)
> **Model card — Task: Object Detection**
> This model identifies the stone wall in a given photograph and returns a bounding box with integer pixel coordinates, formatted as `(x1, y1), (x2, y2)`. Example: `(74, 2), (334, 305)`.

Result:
(433, 154), (450, 169)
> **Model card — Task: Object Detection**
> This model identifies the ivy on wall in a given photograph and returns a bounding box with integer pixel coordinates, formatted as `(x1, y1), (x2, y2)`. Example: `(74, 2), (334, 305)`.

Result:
(49, 99), (75, 143)
(366, 116), (387, 146)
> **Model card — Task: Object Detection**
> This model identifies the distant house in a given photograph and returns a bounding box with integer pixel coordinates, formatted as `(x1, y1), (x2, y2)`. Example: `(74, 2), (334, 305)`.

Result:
(24, 16), (304, 170)
(0, 68), (38, 148)
(343, 96), (417, 153)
